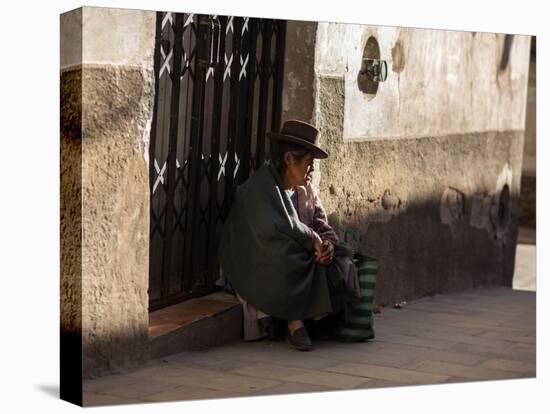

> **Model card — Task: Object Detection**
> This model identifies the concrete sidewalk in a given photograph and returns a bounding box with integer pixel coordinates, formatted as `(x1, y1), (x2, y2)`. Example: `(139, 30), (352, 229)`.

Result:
(83, 283), (536, 406)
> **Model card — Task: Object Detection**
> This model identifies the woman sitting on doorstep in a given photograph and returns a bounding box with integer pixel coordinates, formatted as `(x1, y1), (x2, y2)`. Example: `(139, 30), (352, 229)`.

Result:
(218, 120), (360, 351)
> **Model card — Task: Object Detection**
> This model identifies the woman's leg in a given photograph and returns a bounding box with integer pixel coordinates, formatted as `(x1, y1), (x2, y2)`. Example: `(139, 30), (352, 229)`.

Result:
(287, 319), (304, 334)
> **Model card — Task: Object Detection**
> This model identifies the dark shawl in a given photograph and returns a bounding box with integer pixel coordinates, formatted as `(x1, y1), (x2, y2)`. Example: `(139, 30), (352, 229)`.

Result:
(219, 163), (333, 320)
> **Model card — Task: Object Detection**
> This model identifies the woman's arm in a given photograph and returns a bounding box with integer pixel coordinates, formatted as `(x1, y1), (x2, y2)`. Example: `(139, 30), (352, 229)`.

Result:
(308, 184), (339, 246)
(272, 184), (322, 255)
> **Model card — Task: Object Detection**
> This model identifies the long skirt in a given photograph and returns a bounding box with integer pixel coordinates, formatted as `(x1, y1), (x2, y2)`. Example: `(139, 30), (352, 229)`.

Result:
(218, 244), (361, 341)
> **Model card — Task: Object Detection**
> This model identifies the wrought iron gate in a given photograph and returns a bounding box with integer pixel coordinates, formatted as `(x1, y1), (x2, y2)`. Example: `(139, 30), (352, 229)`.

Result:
(148, 12), (286, 311)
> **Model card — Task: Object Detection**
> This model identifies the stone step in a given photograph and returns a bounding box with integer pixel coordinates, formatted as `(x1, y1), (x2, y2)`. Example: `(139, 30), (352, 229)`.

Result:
(149, 291), (243, 359)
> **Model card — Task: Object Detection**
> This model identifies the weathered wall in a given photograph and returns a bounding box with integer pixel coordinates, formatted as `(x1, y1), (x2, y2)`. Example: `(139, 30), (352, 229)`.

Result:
(522, 39), (536, 178)
(317, 76), (522, 304)
(60, 8), (83, 404)
(280, 20), (317, 124)
(60, 6), (155, 379)
(519, 40), (536, 228)
(315, 25), (531, 141)
(60, 7), (83, 339)
(282, 23), (530, 304)
(280, 19), (322, 189)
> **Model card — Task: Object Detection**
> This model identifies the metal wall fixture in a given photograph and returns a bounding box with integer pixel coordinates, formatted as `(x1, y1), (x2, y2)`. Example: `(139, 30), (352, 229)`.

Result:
(361, 58), (388, 82)
(357, 36), (387, 99)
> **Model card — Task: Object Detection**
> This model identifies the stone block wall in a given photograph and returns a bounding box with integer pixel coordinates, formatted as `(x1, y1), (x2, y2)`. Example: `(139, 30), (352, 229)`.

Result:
(316, 76), (522, 304)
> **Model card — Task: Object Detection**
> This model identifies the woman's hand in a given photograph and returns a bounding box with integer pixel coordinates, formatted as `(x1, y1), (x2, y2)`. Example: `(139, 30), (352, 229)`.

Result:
(312, 231), (323, 260)
(317, 240), (334, 265)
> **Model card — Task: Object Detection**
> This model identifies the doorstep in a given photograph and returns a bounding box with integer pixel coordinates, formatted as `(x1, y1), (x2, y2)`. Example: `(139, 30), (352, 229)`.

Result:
(148, 291), (243, 359)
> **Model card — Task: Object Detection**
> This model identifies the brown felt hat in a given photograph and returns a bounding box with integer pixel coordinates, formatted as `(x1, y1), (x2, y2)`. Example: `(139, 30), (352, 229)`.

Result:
(267, 120), (328, 159)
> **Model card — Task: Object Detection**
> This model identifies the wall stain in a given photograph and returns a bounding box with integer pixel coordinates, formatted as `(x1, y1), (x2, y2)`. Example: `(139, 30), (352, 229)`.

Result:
(391, 40), (406, 73)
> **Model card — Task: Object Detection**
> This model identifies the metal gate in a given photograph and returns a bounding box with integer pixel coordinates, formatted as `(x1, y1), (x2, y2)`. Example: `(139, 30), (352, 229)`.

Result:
(148, 12), (286, 311)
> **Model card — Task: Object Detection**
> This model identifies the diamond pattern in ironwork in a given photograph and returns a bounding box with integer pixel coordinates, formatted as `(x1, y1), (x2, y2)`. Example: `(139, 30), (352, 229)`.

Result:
(150, 206), (167, 239)
(239, 54), (249, 80)
(152, 158), (167, 194)
(159, 47), (173, 79)
(206, 67), (215, 82)
(241, 17), (249, 35)
(162, 12), (173, 29)
(149, 13), (285, 310)
(184, 13), (194, 28)
(226, 16), (234, 34)
(224, 53), (233, 81)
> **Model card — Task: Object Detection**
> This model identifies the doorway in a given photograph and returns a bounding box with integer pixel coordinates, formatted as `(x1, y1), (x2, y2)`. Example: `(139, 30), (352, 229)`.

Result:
(148, 12), (286, 311)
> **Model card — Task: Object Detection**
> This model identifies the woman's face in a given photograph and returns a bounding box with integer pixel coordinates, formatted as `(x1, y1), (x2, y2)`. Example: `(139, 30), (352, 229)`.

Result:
(283, 151), (315, 188)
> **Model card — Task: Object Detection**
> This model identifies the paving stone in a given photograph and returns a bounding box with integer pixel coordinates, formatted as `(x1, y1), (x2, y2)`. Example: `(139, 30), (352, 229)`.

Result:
(358, 342), (476, 368)
(412, 329), (518, 349)
(123, 363), (185, 379)
(375, 324), (420, 337)
(497, 315), (536, 326)
(379, 320), (487, 336)
(248, 381), (333, 396)
(509, 342), (536, 353)
(400, 309), (505, 328)
(447, 342), (536, 364)
(375, 333), (457, 350)
(204, 341), (342, 370)
(315, 339), (388, 353)
(369, 343), (488, 366)
(440, 376), (471, 384)
(451, 322), (536, 336)
(355, 379), (406, 389)
(229, 363), (321, 381)
(472, 326), (536, 342)
(89, 377), (181, 400)
(162, 351), (253, 372)
(83, 392), (144, 407)
(141, 385), (243, 402)
(257, 352), (341, 371)
(404, 304), (477, 316)
(426, 303), (531, 317)
(309, 346), (422, 368)
(475, 329), (536, 343)
(324, 362), (450, 384)
(127, 365), (281, 394)
(83, 374), (144, 393)
(281, 370), (372, 389)
(405, 360), (522, 380)
(478, 358), (536, 375)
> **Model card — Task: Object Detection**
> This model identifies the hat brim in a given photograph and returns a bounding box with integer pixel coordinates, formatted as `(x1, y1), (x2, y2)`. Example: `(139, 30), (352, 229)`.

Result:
(267, 132), (328, 159)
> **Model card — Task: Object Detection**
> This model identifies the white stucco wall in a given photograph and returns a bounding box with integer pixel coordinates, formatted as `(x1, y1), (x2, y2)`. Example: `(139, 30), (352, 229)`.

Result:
(60, 8), (82, 69)
(315, 23), (531, 140)
(61, 6), (156, 69)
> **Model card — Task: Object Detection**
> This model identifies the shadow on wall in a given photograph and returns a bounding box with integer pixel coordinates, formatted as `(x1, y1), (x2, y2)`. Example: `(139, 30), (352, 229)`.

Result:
(498, 34), (514, 72)
(328, 188), (520, 307)
(86, 329), (150, 379)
